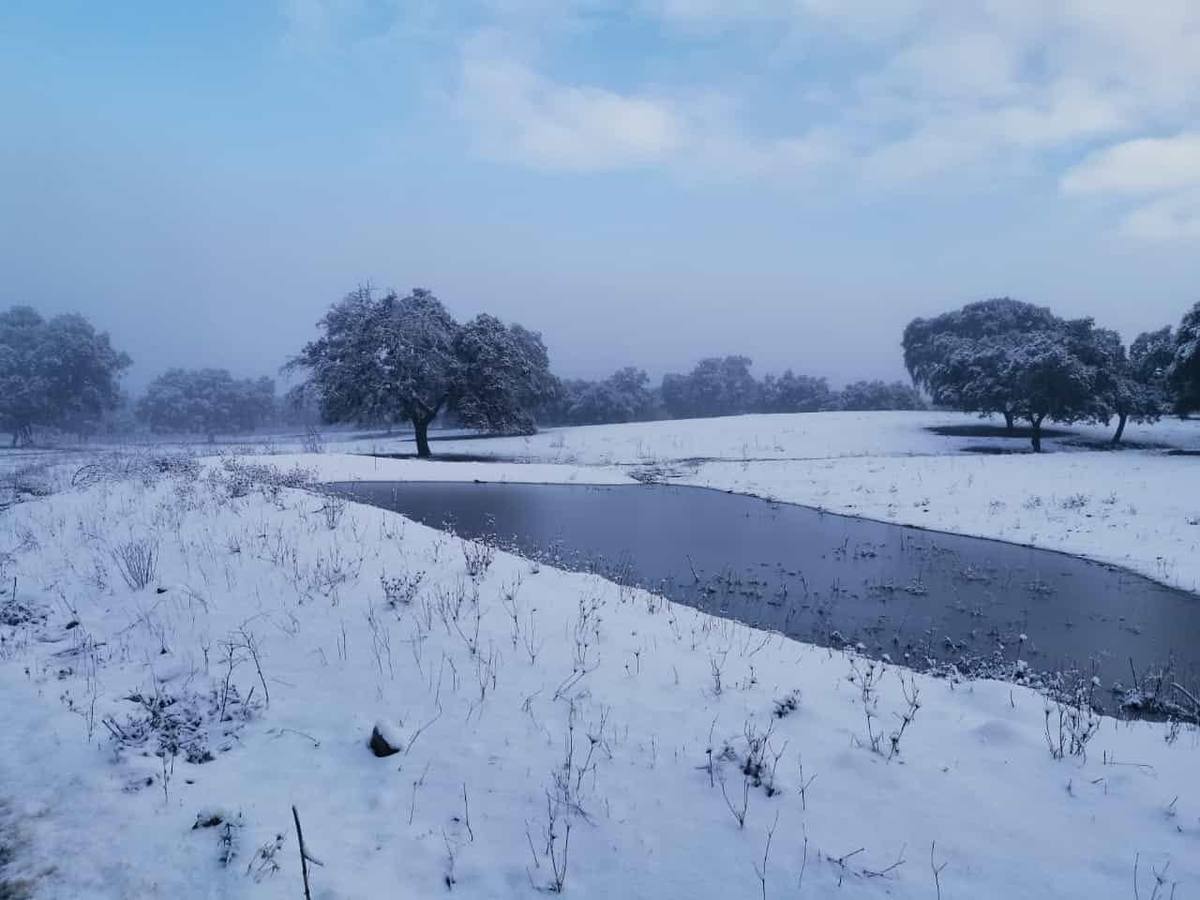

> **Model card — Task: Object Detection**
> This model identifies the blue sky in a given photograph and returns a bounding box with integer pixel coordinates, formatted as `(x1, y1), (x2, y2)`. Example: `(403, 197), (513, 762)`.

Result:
(2, 1), (1199, 388)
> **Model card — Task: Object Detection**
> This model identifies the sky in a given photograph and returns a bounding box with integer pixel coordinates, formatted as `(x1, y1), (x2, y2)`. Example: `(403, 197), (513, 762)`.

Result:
(2, 1), (1199, 391)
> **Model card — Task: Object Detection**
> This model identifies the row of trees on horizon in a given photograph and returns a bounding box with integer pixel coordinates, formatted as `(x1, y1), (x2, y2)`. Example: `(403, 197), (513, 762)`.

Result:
(535, 359), (924, 428)
(2, 291), (1199, 454)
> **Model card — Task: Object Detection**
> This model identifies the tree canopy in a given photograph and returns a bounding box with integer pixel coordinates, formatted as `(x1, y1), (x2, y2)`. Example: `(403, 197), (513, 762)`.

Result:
(836, 380), (925, 412)
(289, 287), (554, 456)
(137, 369), (275, 440)
(0, 305), (130, 445)
(760, 371), (833, 413)
(1168, 301), (1200, 415)
(661, 355), (759, 419)
(902, 298), (1138, 449)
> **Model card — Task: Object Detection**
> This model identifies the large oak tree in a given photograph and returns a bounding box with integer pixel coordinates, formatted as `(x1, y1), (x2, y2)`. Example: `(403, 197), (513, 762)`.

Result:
(289, 287), (554, 457)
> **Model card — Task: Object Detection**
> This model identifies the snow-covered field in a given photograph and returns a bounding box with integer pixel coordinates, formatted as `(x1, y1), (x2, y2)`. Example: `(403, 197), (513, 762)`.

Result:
(1, 412), (1198, 898)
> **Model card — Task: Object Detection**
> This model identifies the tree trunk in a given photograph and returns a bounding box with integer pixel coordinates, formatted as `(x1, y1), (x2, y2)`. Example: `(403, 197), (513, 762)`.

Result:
(413, 416), (432, 458)
(1029, 415), (1044, 452)
(1111, 413), (1128, 444)
(1003, 410), (1015, 433)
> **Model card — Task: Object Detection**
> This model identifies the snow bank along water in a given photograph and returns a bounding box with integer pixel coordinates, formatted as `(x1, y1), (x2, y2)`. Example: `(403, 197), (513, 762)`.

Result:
(330, 480), (1200, 717)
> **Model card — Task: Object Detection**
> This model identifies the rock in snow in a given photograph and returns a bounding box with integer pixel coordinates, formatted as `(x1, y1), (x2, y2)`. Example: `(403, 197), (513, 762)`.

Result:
(368, 720), (403, 757)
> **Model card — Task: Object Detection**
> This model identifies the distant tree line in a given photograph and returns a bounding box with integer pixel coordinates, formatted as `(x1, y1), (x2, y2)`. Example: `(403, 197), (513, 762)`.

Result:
(4, 290), (1199, 453)
(137, 369), (276, 442)
(534, 356), (924, 427)
(903, 298), (1200, 451)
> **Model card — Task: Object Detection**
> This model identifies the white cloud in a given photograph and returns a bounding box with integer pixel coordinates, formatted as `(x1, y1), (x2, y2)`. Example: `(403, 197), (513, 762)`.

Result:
(456, 44), (842, 179)
(1122, 192), (1200, 241)
(289, 0), (1200, 236)
(457, 53), (685, 171)
(1118, 190), (1200, 240)
(1061, 133), (1200, 241)
(1062, 134), (1200, 195)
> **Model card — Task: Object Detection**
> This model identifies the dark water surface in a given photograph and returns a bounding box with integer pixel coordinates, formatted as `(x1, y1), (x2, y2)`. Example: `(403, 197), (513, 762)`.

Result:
(330, 481), (1200, 710)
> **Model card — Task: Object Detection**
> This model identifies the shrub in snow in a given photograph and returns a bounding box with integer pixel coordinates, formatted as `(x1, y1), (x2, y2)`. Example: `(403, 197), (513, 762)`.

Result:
(103, 684), (259, 765)
(111, 539), (158, 591)
(462, 538), (496, 582)
(380, 570), (424, 607)
(214, 458), (314, 501)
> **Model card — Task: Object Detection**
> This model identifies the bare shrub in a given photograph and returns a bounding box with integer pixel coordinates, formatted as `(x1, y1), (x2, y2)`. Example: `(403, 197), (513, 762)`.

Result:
(217, 459), (314, 500)
(1044, 694), (1100, 760)
(301, 426), (325, 454)
(381, 570), (425, 607)
(112, 539), (159, 591)
(848, 659), (884, 753)
(246, 832), (286, 882)
(721, 719), (787, 798)
(888, 675), (921, 760)
(462, 538), (496, 581)
(316, 493), (345, 530)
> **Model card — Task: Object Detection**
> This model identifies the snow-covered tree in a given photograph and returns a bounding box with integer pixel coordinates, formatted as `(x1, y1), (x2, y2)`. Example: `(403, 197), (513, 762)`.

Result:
(1091, 327), (1171, 443)
(533, 368), (656, 427)
(1002, 328), (1104, 451)
(661, 355), (759, 419)
(759, 370), (832, 413)
(1168, 301), (1200, 415)
(289, 287), (553, 457)
(137, 369), (275, 440)
(451, 314), (557, 436)
(836, 380), (925, 412)
(0, 305), (130, 446)
(903, 298), (1060, 431)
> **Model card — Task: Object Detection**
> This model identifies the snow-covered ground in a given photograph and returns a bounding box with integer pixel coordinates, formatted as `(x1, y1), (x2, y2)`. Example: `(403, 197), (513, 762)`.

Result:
(1, 458), (1196, 898)
(338, 410), (1200, 464)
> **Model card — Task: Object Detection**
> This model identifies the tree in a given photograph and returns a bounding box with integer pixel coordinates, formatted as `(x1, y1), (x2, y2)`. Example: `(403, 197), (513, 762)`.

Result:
(0, 305), (130, 446)
(1002, 328), (1103, 451)
(289, 287), (553, 457)
(451, 315), (557, 436)
(1091, 327), (1171, 443)
(759, 371), (832, 413)
(561, 368), (652, 425)
(903, 299), (1130, 449)
(660, 355), (759, 419)
(836, 380), (926, 411)
(903, 298), (1060, 431)
(137, 369), (275, 440)
(1168, 302), (1200, 415)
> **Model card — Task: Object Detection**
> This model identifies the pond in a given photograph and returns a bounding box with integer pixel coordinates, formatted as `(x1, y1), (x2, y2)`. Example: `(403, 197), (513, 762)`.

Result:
(330, 481), (1200, 715)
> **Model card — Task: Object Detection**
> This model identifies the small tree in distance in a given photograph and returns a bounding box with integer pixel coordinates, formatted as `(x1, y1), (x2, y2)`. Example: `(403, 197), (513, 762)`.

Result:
(759, 371), (832, 413)
(836, 380), (925, 412)
(661, 355), (759, 419)
(137, 369), (275, 441)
